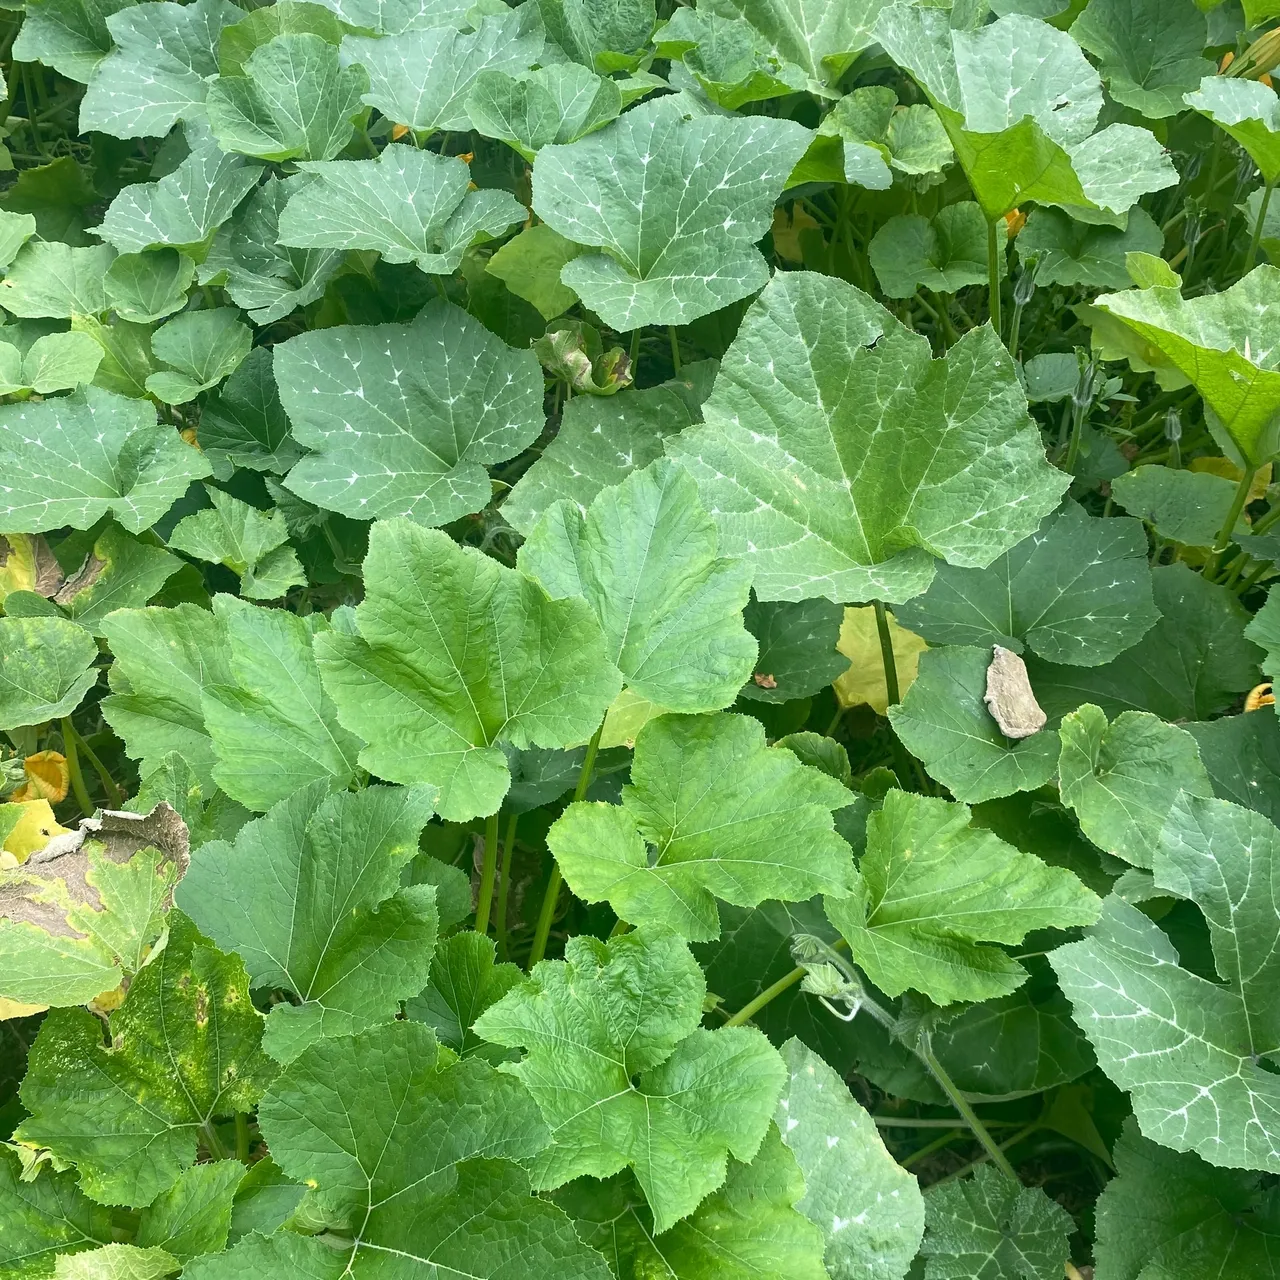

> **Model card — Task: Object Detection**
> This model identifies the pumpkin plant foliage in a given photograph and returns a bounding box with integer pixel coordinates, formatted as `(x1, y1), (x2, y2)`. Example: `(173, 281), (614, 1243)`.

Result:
(4, 2), (1280, 1277)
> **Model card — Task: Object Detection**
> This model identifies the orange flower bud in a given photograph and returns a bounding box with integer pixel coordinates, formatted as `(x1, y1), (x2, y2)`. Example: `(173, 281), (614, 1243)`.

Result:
(1005, 208), (1027, 238)
(391, 123), (410, 140)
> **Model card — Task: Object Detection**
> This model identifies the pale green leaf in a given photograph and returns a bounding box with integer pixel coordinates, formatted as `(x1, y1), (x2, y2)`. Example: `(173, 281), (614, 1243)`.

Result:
(474, 927), (787, 1233)
(0, 616), (98, 730)
(103, 251), (195, 325)
(0, 1148), (112, 1276)
(52, 1244), (178, 1279)
(277, 145), (523, 274)
(16, 331), (105, 395)
(216, 1), (348, 76)
(519, 459), (756, 712)
(314, 519), (620, 820)
(869, 202), (999, 299)
(72, 314), (157, 400)
(466, 63), (623, 159)
(486, 224), (585, 320)
(827, 789), (1099, 1005)
(15, 913), (276, 1207)
(305, 0), (470, 35)
(668, 271), (1067, 603)
(534, 0), (655, 74)
(145, 307), (251, 405)
(1110, 463), (1241, 546)
(532, 96), (811, 329)
(179, 783), (436, 1063)
(276, 299), (543, 526)
(133, 1160), (244, 1261)
(12, 0), (136, 82)
(1186, 75), (1280, 185)
(0, 209), (37, 270)
(0, 242), (114, 318)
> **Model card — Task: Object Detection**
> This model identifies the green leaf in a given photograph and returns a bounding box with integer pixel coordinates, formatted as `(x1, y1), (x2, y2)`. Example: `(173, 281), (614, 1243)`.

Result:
(1246, 584), (1280, 682)
(474, 927), (787, 1233)
(0, 616), (98, 730)
(0, 210), (37, 270)
(1186, 75), (1280, 185)
(0, 1148), (112, 1275)
(1024, 563), (1264, 722)
(103, 251), (196, 325)
(341, 9), (544, 135)
(198, 348), (305, 479)
(1070, 0), (1213, 119)
(1096, 266), (1280, 467)
(532, 96), (810, 329)
(519, 459), (756, 712)
(889, 646), (1060, 803)
(1058, 704), (1214, 868)
(775, 1038), (925, 1280)
(739, 596), (846, 704)
(51, 1243), (178, 1278)
(1109, 463), (1241, 546)
(502, 381), (698, 535)
(277, 145), (523, 274)
(134, 1161), (245, 1261)
(80, 0), (243, 140)
(919, 1165), (1073, 1280)
(246, 1020), (612, 1279)
(548, 711), (856, 940)
(201, 594), (364, 811)
(1016, 205), (1164, 290)
(276, 299), (543, 526)
(1051, 793), (1280, 1174)
(1092, 1120), (1280, 1280)
(534, 0), (654, 73)
(169, 487), (304, 600)
(668, 271), (1067, 603)
(145, 308), (252, 405)
(826, 789), (1099, 1004)
(12, 0), (136, 83)
(314, 519), (620, 820)
(0, 241), (114, 318)
(302, 0), (468, 35)
(869, 202), (1001, 299)
(15, 913), (276, 1208)
(179, 783), (436, 1063)
(895, 503), (1159, 667)
(557, 1128), (830, 1279)
(486, 224), (586, 320)
(127, 754), (251, 852)
(467, 64), (622, 161)
(204, 173), (344, 326)
(100, 603), (233, 795)
(1189, 703), (1280, 827)
(876, 7), (1175, 220)
(206, 34), (368, 161)
(94, 135), (262, 254)
(405, 930), (523, 1061)
(72, 314), (158, 401)
(0, 330), (105, 397)
(217, 1), (348, 76)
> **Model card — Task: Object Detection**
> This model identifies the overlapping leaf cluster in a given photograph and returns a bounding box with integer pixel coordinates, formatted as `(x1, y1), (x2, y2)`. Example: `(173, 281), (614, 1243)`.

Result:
(3, 0), (1280, 1277)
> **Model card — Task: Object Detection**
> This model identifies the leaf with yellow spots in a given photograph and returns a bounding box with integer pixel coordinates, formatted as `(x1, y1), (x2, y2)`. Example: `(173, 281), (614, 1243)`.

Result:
(15, 912), (277, 1208)
(834, 605), (926, 715)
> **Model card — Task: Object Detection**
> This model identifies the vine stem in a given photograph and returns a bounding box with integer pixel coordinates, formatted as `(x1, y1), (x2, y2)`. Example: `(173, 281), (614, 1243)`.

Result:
(872, 600), (901, 707)
(1206, 462), (1258, 579)
(234, 1112), (251, 1163)
(63, 720), (123, 808)
(528, 719), (604, 967)
(668, 325), (681, 373)
(722, 966), (804, 1027)
(202, 1120), (229, 1162)
(61, 718), (93, 817)
(986, 217), (1002, 334)
(475, 810), (501, 936)
(1245, 175), (1277, 277)
(495, 810), (518, 961)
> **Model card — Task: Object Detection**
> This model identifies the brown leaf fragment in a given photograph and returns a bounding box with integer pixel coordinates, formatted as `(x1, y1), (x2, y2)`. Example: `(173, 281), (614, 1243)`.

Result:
(753, 672), (778, 689)
(984, 645), (1047, 740)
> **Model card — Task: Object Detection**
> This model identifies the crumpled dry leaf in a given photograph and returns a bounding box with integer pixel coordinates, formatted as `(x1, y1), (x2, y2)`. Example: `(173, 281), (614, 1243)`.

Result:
(984, 645), (1048, 739)
(0, 532), (62, 602)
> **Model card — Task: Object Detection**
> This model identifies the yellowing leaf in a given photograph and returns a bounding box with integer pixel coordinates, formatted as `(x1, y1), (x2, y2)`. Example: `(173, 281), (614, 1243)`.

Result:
(600, 688), (672, 750)
(772, 205), (820, 263)
(1188, 456), (1272, 500)
(0, 995), (47, 1019)
(12, 751), (69, 803)
(834, 606), (927, 714)
(0, 531), (61, 602)
(0, 799), (71, 863)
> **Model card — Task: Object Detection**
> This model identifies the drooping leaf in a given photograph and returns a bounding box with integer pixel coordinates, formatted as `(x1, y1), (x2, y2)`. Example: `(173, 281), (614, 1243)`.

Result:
(519, 459), (756, 713)
(241, 1019), (612, 1280)
(1091, 1119), (1280, 1280)
(895, 503), (1159, 667)
(556, 1128), (831, 1280)
(277, 145), (523, 274)
(275, 298), (543, 526)
(80, 0), (244, 140)
(869, 202), (1000, 299)
(1186, 76), (1280, 185)
(1109, 463), (1241, 546)
(12, 0), (137, 82)
(1058, 704), (1214, 868)
(201, 594), (364, 811)
(134, 1161), (245, 1262)
(474, 927), (787, 1233)
(0, 803), (189, 1010)
(1095, 266), (1280, 467)
(775, 1039), (925, 1280)
(0, 210), (37, 270)
(198, 347), (305, 479)
(0, 329), (104, 397)
(1016, 205), (1164, 290)
(668, 270), (1067, 603)
(341, 9), (545, 136)
(502, 381), (698, 534)
(826, 789), (1099, 1005)
(532, 95), (811, 329)
(0, 617), (99, 730)
(1051, 793), (1280, 1174)
(314, 519), (621, 820)
(179, 783), (436, 1063)
(205, 34), (368, 162)
(216, 1), (348, 76)
(740, 596), (846, 705)
(0, 1148), (112, 1275)
(15, 913), (276, 1208)
(168, 487), (304, 600)
(145, 308), (252, 405)
(919, 1165), (1073, 1280)
(0, 241), (114, 318)
(548, 711), (856, 940)
(485, 224), (585, 320)
(1070, 0), (1213, 119)
(103, 251), (196, 325)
